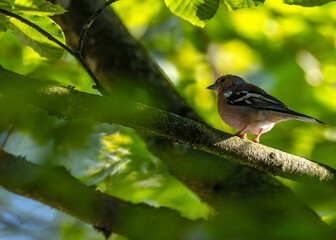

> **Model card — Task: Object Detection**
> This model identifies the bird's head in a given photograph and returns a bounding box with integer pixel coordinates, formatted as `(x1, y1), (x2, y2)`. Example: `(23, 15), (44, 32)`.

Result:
(207, 75), (245, 92)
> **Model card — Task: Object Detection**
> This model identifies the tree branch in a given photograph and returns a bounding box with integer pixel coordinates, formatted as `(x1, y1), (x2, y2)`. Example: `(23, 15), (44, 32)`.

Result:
(0, 149), (193, 240)
(1, 66), (335, 185)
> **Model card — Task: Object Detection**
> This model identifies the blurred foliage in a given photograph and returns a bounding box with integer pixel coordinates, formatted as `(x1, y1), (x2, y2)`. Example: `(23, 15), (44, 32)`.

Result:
(0, 0), (335, 239)
(9, 0), (66, 15)
(94, 129), (210, 220)
(283, 0), (336, 6)
(162, 0), (335, 27)
(0, 0), (66, 15)
(164, 0), (220, 27)
(224, 0), (265, 10)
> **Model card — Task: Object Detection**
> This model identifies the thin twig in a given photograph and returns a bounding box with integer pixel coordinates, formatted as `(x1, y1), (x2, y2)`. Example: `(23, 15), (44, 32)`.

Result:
(0, 8), (108, 95)
(77, 54), (107, 95)
(78, 0), (118, 53)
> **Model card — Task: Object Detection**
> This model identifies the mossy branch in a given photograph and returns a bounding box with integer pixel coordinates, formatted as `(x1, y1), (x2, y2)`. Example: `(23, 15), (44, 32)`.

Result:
(0, 66), (335, 185)
(0, 149), (192, 240)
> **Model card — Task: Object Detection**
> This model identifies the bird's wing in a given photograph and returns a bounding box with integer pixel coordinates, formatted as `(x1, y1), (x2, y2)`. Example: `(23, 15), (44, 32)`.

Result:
(224, 83), (324, 124)
(224, 83), (289, 111)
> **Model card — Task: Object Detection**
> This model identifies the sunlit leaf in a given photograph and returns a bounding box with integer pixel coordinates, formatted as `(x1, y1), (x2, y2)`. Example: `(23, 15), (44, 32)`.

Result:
(283, 0), (336, 6)
(11, 0), (66, 16)
(88, 127), (210, 220)
(224, 0), (265, 10)
(164, 0), (219, 27)
(8, 13), (65, 60)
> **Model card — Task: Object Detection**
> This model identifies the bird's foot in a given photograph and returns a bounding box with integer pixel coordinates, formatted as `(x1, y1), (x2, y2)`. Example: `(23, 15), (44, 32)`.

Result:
(234, 126), (247, 139)
(238, 133), (247, 139)
(234, 131), (247, 141)
(253, 129), (263, 143)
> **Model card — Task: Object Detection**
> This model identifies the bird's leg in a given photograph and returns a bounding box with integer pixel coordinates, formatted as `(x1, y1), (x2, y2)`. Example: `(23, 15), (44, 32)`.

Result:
(253, 129), (263, 143)
(234, 126), (247, 139)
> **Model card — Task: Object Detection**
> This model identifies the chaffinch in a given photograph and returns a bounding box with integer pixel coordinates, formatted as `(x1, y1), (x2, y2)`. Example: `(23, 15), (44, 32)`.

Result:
(207, 75), (325, 143)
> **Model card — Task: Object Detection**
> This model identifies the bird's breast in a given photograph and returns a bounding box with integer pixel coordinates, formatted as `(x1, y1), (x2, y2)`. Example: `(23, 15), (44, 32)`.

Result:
(217, 102), (276, 134)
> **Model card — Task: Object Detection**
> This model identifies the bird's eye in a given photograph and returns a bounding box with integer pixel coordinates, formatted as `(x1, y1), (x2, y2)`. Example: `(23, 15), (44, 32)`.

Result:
(219, 78), (227, 83)
(216, 76), (228, 84)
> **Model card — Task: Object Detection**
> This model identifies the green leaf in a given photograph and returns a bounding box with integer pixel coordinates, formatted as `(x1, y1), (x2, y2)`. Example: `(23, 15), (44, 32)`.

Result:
(283, 0), (335, 6)
(92, 127), (211, 220)
(11, 0), (66, 16)
(164, 0), (219, 28)
(8, 13), (65, 61)
(0, 15), (9, 32)
(0, 0), (13, 10)
(223, 0), (265, 10)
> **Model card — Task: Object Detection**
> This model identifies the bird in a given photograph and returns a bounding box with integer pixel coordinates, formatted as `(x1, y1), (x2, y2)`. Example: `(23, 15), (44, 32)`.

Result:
(207, 74), (325, 143)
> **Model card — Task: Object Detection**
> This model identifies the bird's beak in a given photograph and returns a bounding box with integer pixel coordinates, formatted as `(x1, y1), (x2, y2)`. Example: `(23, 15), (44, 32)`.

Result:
(206, 83), (218, 90)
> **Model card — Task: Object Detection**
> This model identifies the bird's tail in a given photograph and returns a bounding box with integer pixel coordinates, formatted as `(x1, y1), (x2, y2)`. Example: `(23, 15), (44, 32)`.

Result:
(287, 109), (325, 125)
